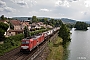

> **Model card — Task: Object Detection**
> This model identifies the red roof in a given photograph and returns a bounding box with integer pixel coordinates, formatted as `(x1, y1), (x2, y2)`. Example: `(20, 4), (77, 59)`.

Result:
(21, 22), (29, 26)
(0, 20), (8, 22)
(10, 20), (21, 25)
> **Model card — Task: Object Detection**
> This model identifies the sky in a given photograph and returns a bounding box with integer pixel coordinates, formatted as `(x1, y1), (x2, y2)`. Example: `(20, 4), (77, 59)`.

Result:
(0, 0), (90, 21)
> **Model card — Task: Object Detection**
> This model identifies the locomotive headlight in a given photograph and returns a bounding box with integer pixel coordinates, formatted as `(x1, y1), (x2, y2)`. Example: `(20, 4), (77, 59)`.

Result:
(21, 46), (29, 49)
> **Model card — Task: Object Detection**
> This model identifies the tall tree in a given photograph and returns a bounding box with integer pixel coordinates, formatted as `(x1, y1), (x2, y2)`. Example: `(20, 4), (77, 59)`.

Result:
(32, 16), (37, 23)
(0, 22), (9, 41)
(58, 24), (71, 45)
(1, 15), (5, 20)
(28, 18), (31, 20)
(0, 28), (5, 41)
(43, 18), (48, 25)
(0, 22), (9, 31)
(24, 26), (30, 38)
(28, 18), (32, 24)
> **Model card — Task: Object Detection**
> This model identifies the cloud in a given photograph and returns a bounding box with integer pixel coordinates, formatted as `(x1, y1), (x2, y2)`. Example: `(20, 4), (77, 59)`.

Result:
(17, 2), (27, 6)
(10, 0), (37, 7)
(16, 1), (28, 7)
(84, 0), (90, 7)
(0, 0), (17, 13)
(0, 7), (17, 12)
(55, 0), (80, 7)
(68, 0), (80, 2)
(0, 0), (6, 7)
(81, 11), (88, 15)
(55, 0), (70, 7)
(40, 9), (52, 12)
(4, 7), (16, 12)
(0, 8), (3, 12)
(10, 0), (28, 7)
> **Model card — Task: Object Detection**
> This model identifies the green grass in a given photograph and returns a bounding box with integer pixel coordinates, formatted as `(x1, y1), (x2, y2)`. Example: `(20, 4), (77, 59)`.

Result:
(46, 36), (64, 60)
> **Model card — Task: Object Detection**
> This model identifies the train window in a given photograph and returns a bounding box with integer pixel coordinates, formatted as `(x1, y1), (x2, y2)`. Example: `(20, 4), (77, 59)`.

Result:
(22, 41), (29, 44)
(26, 41), (29, 43)
(22, 41), (25, 44)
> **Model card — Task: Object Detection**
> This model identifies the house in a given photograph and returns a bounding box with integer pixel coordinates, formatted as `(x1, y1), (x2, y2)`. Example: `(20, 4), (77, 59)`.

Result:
(0, 20), (9, 24)
(37, 22), (47, 28)
(46, 25), (53, 29)
(6, 29), (23, 37)
(37, 22), (44, 26)
(30, 22), (41, 31)
(6, 20), (22, 37)
(21, 21), (31, 30)
(10, 20), (22, 30)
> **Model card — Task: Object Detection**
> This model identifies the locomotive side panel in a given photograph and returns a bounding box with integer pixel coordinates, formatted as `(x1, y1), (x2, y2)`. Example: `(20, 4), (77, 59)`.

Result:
(33, 38), (37, 48)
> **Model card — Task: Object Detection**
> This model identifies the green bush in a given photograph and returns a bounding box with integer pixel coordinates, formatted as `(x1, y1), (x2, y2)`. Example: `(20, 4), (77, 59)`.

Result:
(0, 34), (24, 56)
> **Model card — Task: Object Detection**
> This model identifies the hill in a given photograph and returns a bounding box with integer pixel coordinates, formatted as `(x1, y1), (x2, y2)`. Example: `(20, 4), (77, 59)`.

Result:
(82, 21), (90, 24)
(60, 18), (76, 24)
(12, 17), (32, 20)
(12, 17), (76, 24)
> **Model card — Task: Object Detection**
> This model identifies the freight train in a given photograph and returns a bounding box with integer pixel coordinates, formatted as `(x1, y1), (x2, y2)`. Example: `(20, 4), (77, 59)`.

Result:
(20, 27), (60, 52)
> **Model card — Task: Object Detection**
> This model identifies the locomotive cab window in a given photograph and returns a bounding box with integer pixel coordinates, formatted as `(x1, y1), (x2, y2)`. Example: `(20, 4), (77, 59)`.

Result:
(22, 41), (29, 44)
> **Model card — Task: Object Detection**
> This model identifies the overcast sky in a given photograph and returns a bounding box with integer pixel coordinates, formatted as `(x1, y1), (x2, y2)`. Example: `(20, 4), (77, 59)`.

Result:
(0, 0), (90, 21)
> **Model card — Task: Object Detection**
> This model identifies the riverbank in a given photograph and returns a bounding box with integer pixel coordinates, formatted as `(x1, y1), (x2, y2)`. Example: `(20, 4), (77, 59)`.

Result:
(46, 36), (64, 60)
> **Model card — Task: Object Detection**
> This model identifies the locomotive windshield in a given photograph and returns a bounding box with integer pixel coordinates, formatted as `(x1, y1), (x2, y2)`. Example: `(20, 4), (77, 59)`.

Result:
(22, 41), (29, 44)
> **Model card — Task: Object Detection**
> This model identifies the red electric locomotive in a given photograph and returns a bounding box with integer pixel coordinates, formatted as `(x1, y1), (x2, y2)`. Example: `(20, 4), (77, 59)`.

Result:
(20, 33), (45, 52)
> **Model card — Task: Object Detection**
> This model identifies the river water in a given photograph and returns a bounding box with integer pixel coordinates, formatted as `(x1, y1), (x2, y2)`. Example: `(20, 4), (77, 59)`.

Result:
(67, 27), (90, 60)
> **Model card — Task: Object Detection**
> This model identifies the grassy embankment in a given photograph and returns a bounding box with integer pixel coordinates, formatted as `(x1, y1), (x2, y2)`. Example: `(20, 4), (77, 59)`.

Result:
(46, 36), (64, 60)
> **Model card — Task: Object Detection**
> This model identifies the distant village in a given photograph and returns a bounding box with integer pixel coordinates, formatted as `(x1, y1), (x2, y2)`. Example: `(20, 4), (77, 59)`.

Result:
(0, 18), (53, 37)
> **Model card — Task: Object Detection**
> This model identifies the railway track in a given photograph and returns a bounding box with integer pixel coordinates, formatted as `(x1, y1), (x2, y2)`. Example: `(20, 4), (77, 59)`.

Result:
(0, 31), (58, 60)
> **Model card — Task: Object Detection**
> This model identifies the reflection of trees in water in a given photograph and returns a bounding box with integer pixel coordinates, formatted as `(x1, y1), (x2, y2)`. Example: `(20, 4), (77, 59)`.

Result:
(63, 42), (70, 60)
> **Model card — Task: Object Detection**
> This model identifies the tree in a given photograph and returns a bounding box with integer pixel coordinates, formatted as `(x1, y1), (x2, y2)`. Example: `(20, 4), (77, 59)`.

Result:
(43, 18), (48, 25)
(24, 26), (30, 38)
(74, 21), (88, 30)
(0, 22), (9, 31)
(1, 15), (5, 20)
(28, 18), (32, 24)
(28, 18), (31, 20)
(66, 23), (74, 28)
(48, 19), (55, 27)
(0, 28), (5, 41)
(55, 20), (63, 27)
(58, 24), (71, 45)
(0, 22), (9, 41)
(32, 16), (37, 23)
(9, 22), (14, 29)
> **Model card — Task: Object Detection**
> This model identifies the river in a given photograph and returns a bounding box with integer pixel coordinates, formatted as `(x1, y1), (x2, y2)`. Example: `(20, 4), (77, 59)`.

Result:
(67, 27), (90, 60)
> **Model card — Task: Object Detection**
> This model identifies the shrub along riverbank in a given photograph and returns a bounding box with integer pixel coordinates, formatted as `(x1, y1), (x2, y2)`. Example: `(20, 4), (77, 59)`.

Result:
(46, 36), (70, 60)
(46, 36), (64, 60)
(0, 29), (48, 56)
